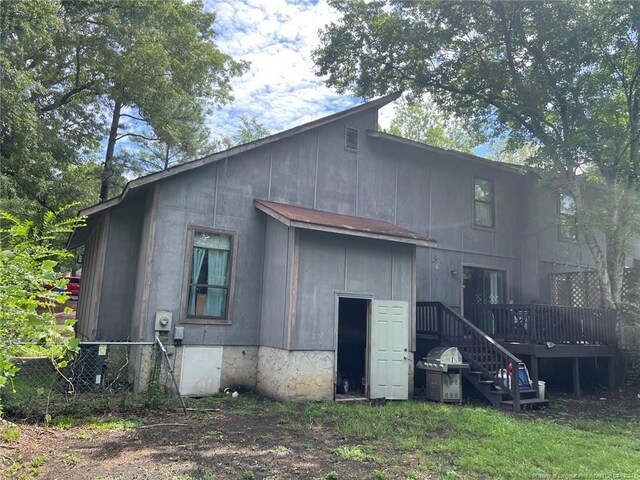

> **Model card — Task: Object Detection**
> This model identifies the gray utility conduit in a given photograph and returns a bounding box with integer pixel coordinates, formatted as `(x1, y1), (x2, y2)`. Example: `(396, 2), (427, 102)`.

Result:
(154, 333), (187, 415)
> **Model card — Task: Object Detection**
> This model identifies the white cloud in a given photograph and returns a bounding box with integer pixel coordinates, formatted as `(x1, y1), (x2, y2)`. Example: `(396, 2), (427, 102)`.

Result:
(203, 0), (362, 139)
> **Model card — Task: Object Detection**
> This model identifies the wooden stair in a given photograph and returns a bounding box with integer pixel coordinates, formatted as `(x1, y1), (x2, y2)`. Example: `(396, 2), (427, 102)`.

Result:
(462, 369), (548, 410)
(419, 302), (550, 412)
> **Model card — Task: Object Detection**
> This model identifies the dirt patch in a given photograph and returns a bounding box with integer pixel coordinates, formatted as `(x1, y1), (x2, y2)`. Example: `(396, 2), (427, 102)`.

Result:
(1, 399), (398, 480)
(521, 388), (640, 423)
(3, 390), (639, 479)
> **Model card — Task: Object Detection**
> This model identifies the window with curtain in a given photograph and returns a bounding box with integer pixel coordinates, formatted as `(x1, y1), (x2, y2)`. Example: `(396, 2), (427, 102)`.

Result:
(559, 194), (577, 241)
(187, 230), (233, 319)
(474, 177), (495, 228)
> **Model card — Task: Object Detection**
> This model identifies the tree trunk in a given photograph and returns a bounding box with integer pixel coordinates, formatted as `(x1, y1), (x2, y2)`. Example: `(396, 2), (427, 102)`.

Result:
(164, 144), (170, 170)
(570, 180), (617, 309)
(606, 190), (629, 309)
(100, 100), (122, 202)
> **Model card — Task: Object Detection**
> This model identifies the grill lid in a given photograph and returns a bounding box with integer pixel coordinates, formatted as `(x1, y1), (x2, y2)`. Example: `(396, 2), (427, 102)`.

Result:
(424, 346), (463, 365)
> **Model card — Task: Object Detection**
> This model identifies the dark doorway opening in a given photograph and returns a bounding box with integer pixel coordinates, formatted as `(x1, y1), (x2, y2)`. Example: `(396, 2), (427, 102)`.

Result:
(336, 298), (368, 399)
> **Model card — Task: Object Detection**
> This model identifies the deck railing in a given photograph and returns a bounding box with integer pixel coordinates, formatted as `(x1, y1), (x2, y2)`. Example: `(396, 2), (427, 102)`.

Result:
(417, 301), (522, 408)
(468, 304), (617, 345)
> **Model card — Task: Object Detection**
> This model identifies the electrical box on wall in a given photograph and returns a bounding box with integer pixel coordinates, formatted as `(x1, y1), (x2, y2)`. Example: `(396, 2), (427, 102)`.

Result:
(155, 310), (172, 332)
(174, 326), (184, 342)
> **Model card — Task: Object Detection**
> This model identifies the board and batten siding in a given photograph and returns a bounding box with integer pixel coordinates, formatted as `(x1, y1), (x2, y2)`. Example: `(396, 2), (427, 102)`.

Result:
(294, 229), (414, 351)
(138, 105), (536, 346)
(96, 198), (145, 340)
(259, 217), (293, 349)
(76, 212), (110, 340)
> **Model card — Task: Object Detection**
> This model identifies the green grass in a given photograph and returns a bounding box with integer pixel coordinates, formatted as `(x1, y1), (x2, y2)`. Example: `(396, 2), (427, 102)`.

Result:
(293, 400), (640, 479)
(84, 417), (140, 431)
(1, 373), (146, 421)
(333, 445), (378, 462)
(1, 427), (21, 442)
(4, 387), (639, 479)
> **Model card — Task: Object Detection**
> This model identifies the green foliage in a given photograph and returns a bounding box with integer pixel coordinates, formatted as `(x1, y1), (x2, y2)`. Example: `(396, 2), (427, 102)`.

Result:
(241, 470), (256, 480)
(299, 399), (640, 478)
(91, 0), (248, 198)
(333, 444), (378, 463)
(315, 1), (640, 309)
(211, 115), (271, 152)
(2, 427), (21, 442)
(50, 415), (75, 430)
(387, 96), (485, 154)
(85, 417), (139, 431)
(1, 0), (247, 219)
(0, 207), (84, 399)
(1, 0), (106, 220)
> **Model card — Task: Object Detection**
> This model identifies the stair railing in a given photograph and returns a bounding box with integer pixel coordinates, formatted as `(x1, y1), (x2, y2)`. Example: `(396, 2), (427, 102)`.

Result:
(417, 301), (523, 409)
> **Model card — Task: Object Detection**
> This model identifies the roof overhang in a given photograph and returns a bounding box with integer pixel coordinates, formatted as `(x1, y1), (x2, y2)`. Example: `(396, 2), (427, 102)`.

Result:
(66, 93), (403, 249)
(366, 130), (525, 175)
(255, 199), (436, 247)
(67, 215), (100, 249)
(75, 93), (403, 220)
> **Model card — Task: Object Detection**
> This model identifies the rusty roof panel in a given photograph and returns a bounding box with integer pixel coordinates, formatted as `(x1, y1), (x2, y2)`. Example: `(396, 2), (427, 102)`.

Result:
(255, 200), (435, 246)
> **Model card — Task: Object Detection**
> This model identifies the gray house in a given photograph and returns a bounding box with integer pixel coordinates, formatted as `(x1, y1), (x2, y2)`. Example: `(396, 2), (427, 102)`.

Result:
(68, 93), (624, 407)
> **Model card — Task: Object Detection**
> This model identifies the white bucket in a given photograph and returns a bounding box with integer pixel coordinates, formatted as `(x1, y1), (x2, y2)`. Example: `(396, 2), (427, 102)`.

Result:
(538, 381), (546, 400)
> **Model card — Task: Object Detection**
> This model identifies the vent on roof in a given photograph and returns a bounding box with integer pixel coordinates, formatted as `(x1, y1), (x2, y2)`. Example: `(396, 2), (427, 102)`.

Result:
(345, 126), (359, 151)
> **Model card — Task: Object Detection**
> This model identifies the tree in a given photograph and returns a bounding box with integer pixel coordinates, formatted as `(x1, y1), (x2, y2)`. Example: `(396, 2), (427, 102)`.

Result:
(314, 0), (640, 310)
(0, 208), (84, 397)
(387, 95), (485, 153)
(131, 107), (213, 172)
(0, 0), (247, 217)
(57, 0), (247, 201)
(0, 0), (105, 221)
(211, 115), (271, 152)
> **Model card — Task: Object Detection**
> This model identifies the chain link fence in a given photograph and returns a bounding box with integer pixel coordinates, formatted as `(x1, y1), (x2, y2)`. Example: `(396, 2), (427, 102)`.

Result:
(1, 341), (185, 419)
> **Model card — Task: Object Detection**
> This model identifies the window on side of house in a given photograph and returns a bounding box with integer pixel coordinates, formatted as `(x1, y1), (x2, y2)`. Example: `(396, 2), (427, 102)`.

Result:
(186, 228), (235, 321)
(559, 194), (577, 241)
(474, 177), (495, 228)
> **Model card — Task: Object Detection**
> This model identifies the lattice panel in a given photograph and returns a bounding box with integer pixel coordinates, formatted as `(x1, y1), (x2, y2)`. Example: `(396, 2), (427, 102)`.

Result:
(550, 271), (602, 308)
(551, 269), (638, 308)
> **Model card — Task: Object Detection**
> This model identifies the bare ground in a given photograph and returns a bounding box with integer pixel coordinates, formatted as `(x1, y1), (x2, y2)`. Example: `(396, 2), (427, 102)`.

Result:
(1, 398), (417, 480)
(2, 389), (640, 480)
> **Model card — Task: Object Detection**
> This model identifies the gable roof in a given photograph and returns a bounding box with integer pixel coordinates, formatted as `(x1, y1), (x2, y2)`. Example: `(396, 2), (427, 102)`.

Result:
(78, 92), (402, 219)
(255, 200), (435, 247)
(67, 92), (401, 249)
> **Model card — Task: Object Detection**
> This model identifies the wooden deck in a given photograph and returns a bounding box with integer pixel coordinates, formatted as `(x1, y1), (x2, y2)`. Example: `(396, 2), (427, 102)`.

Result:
(469, 303), (617, 346)
(416, 302), (619, 404)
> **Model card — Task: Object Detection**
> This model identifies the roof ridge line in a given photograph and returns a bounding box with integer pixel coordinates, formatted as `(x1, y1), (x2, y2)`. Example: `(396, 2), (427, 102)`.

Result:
(78, 92), (402, 218)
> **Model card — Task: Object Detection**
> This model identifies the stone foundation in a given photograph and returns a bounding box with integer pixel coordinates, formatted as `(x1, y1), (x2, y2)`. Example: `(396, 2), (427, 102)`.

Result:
(219, 346), (258, 390)
(133, 344), (412, 401)
(257, 347), (334, 401)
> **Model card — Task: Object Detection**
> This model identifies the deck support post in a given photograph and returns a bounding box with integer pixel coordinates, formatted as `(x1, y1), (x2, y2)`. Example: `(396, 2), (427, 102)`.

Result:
(608, 356), (616, 392)
(530, 355), (539, 396)
(572, 357), (581, 399)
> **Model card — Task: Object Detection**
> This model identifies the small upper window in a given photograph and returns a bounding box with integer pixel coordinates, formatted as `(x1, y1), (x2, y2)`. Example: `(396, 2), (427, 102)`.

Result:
(474, 177), (495, 228)
(559, 194), (577, 241)
(186, 229), (235, 320)
(345, 126), (359, 151)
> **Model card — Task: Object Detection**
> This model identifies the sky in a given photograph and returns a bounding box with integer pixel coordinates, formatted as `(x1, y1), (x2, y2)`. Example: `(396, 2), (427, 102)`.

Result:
(202, 0), (396, 139)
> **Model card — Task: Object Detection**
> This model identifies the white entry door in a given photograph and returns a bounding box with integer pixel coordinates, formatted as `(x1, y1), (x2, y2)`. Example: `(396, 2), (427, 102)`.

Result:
(369, 300), (409, 400)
